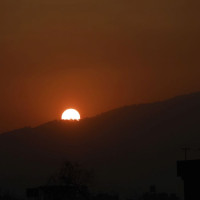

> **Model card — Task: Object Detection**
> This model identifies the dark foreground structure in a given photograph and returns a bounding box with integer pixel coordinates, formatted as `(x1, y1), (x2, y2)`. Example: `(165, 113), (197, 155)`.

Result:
(177, 159), (200, 200)
(26, 185), (89, 200)
(26, 185), (119, 200)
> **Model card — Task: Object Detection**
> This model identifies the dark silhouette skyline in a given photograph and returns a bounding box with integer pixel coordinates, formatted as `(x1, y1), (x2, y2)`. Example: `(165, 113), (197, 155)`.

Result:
(0, 92), (200, 199)
(26, 161), (180, 200)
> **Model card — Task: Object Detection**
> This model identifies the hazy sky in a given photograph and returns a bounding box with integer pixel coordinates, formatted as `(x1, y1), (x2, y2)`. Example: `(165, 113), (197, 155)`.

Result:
(1, 0), (200, 132)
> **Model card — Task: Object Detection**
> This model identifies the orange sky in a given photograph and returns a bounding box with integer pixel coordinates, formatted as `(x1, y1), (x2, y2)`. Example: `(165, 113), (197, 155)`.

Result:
(1, 0), (200, 133)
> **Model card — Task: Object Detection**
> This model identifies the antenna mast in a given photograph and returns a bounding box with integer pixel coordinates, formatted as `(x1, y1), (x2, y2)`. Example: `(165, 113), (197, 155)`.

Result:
(181, 146), (191, 160)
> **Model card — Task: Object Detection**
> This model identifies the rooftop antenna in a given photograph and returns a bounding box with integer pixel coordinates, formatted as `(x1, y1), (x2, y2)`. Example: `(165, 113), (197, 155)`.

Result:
(181, 146), (191, 160)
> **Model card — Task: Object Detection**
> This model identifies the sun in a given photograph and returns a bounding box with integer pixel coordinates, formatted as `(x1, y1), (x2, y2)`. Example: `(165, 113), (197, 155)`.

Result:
(61, 109), (80, 121)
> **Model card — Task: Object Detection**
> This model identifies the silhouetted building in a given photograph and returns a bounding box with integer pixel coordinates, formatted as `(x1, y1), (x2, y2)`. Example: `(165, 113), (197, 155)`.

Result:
(139, 186), (179, 200)
(94, 193), (119, 200)
(26, 185), (89, 200)
(177, 159), (200, 200)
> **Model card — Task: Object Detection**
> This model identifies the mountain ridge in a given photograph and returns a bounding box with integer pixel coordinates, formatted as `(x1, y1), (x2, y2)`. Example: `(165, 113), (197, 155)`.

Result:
(2, 91), (200, 136)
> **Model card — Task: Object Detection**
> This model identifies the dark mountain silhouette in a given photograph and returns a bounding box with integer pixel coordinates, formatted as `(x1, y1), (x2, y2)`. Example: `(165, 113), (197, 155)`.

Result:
(1, 92), (200, 198)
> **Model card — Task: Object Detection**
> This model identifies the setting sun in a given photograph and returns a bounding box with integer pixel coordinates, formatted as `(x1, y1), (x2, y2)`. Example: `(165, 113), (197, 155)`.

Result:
(61, 109), (80, 121)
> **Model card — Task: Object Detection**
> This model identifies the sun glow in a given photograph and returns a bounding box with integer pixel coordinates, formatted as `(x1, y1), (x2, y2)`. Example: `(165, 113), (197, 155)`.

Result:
(61, 109), (80, 121)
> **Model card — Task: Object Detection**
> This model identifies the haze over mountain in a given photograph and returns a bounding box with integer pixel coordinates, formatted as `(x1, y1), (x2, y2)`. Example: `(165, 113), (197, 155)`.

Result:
(0, 91), (200, 198)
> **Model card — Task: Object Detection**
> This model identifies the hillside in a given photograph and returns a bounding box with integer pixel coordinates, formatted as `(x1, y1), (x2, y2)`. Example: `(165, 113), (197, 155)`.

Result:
(0, 92), (200, 198)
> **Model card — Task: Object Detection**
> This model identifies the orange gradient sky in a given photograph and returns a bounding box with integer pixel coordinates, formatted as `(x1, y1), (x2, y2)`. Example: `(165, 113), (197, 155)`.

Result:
(0, 0), (200, 133)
